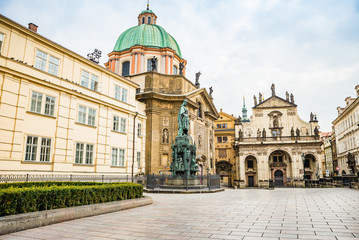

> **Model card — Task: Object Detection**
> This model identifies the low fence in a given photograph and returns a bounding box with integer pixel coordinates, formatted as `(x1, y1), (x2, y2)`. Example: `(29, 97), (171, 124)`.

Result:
(305, 175), (358, 188)
(0, 174), (145, 184)
(146, 174), (221, 191)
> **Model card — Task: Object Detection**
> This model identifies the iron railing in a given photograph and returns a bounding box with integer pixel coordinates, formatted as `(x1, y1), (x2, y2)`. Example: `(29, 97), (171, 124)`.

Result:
(146, 174), (221, 191)
(0, 174), (145, 184)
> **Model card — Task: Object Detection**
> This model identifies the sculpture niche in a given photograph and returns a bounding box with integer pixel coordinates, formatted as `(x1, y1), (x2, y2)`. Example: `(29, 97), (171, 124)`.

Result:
(170, 99), (199, 177)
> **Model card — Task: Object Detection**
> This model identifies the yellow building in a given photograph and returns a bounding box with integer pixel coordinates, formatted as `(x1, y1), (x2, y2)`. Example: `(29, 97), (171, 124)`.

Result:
(0, 15), (146, 176)
(214, 110), (236, 187)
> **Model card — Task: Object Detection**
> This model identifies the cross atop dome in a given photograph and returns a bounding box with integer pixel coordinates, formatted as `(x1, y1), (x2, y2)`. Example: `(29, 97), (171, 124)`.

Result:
(138, 1), (157, 25)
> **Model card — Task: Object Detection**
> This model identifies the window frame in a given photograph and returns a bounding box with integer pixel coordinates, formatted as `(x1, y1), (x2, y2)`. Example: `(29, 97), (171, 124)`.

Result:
(75, 142), (94, 165)
(34, 49), (60, 76)
(0, 33), (4, 55)
(77, 105), (96, 126)
(29, 90), (56, 117)
(24, 135), (52, 162)
(137, 123), (142, 137)
(137, 151), (141, 168)
(111, 147), (125, 167)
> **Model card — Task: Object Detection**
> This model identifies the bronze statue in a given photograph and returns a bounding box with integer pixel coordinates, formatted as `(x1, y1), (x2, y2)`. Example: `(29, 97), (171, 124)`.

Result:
(151, 56), (157, 71)
(179, 62), (184, 75)
(195, 71), (201, 88)
(177, 99), (189, 136)
(209, 87), (213, 96)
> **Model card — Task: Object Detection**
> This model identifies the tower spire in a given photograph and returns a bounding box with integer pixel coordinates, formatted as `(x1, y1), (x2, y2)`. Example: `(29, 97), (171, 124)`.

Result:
(147, 0), (149, 10)
(242, 95), (250, 122)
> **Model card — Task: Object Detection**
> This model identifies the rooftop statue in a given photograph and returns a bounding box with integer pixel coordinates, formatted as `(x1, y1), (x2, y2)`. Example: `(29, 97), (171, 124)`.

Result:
(195, 71), (201, 88)
(271, 83), (275, 96)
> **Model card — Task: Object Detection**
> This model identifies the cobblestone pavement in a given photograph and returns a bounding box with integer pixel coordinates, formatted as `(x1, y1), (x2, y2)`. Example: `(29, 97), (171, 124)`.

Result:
(1, 188), (359, 240)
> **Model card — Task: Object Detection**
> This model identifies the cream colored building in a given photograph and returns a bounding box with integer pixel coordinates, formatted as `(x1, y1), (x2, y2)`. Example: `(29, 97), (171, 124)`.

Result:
(332, 85), (359, 175)
(0, 15), (146, 176)
(234, 85), (322, 188)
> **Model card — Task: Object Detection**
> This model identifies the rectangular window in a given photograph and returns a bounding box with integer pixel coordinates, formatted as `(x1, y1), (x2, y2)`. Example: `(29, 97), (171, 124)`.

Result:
(0, 33), (4, 55)
(217, 124), (221, 129)
(88, 108), (96, 126)
(118, 149), (125, 167)
(147, 59), (152, 72)
(113, 116), (119, 131)
(39, 138), (51, 162)
(48, 55), (59, 76)
(137, 123), (142, 137)
(247, 160), (254, 169)
(121, 88), (127, 103)
(75, 143), (84, 164)
(34, 50), (47, 71)
(217, 137), (222, 143)
(137, 151), (141, 168)
(114, 85), (121, 100)
(120, 118), (126, 133)
(30, 91), (43, 113)
(85, 144), (94, 164)
(90, 75), (98, 91)
(44, 96), (55, 116)
(111, 148), (118, 166)
(222, 124), (227, 128)
(25, 136), (38, 161)
(78, 106), (87, 124)
(223, 136), (228, 143)
(111, 148), (125, 167)
(81, 70), (89, 88)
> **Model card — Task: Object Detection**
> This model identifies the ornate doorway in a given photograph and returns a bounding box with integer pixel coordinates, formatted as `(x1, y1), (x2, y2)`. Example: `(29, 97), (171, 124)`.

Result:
(216, 161), (233, 187)
(274, 170), (284, 186)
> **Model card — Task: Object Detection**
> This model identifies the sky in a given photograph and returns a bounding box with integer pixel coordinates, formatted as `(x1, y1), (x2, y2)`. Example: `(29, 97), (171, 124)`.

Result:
(1, 0), (359, 132)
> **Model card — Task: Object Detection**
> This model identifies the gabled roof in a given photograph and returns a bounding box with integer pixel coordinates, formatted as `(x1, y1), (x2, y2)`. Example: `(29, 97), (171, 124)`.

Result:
(218, 111), (237, 120)
(186, 88), (219, 119)
(253, 95), (297, 109)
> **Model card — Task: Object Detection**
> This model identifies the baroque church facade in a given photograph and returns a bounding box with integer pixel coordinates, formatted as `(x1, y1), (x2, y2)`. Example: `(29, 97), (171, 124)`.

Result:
(234, 85), (322, 188)
(105, 6), (219, 175)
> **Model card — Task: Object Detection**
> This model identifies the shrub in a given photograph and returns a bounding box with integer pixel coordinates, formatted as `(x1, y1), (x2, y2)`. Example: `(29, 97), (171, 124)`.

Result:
(0, 182), (143, 216)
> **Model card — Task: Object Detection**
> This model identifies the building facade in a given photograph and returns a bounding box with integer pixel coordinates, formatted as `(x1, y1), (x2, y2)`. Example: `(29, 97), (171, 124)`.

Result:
(105, 7), (219, 175)
(214, 110), (236, 187)
(332, 85), (359, 176)
(0, 15), (146, 176)
(321, 132), (333, 177)
(233, 85), (322, 188)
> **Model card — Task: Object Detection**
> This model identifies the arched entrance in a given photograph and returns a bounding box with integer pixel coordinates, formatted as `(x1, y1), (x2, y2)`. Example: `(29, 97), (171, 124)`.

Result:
(245, 155), (258, 187)
(216, 161), (233, 187)
(304, 154), (316, 179)
(269, 150), (292, 187)
(274, 170), (284, 186)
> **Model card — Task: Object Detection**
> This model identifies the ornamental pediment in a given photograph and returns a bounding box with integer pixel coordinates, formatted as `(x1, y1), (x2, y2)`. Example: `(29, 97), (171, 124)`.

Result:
(255, 96), (296, 109)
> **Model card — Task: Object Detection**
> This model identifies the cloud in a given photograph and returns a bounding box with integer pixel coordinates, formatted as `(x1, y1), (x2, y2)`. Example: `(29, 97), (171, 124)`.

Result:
(1, 0), (358, 131)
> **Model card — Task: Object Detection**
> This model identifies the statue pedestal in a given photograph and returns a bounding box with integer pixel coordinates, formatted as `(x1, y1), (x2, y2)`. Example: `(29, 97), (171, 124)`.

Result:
(167, 179), (200, 186)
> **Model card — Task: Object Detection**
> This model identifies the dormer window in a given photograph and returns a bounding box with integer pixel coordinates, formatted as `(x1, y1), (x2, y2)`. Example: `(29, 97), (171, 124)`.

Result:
(148, 17), (151, 24)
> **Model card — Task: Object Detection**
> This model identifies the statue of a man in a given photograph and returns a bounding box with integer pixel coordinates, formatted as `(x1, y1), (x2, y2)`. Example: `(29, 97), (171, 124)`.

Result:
(310, 112), (314, 121)
(209, 87), (213, 96)
(290, 93), (294, 103)
(195, 71), (201, 87)
(178, 99), (190, 136)
(179, 62), (184, 75)
(253, 95), (257, 106)
(262, 128), (266, 138)
(291, 127), (294, 137)
(314, 126), (319, 136)
(151, 56), (157, 71)
(271, 83), (275, 96)
(286, 91), (289, 101)
(296, 128), (300, 136)
(259, 93), (263, 103)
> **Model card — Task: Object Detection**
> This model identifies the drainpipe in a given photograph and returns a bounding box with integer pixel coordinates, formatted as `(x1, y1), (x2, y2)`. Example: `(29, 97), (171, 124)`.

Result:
(131, 112), (139, 183)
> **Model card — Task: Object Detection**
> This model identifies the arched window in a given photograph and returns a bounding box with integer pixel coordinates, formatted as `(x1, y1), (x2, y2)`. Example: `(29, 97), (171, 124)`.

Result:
(122, 61), (130, 76)
(147, 59), (152, 72)
(148, 17), (151, 24)
(142, 17), (145, 24)
(198, 102), (202, 118)
(173, 65), (178, 75)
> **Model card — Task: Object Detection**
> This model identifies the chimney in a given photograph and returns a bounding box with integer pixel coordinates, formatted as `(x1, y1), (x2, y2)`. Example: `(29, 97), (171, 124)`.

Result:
(28, 23), (38, 33)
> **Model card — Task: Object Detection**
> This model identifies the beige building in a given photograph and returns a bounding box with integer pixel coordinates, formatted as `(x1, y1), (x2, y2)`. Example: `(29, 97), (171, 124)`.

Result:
(234, 85), (322, 188)
(332, 85), (359, 176)
(321, 132), (333, 176)
(214, 110), (236, 187)
(105, 6), (219, 175)
(0, 15), (146, 176)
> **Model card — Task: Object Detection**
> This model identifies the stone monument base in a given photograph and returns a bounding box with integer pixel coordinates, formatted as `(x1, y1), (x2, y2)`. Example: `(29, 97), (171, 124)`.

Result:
(167, 178), (200, 186)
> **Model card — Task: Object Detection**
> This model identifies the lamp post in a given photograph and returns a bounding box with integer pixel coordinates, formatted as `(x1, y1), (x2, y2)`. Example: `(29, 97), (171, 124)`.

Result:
(301, 153), (306, 186)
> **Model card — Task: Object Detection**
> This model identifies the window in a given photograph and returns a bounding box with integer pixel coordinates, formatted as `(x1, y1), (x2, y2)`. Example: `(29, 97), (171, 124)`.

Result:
(122, 61), (130, 76)
(120, 118), (126, 133)
(217, 124), (221, 129)
(40, 138), (51, 162)
(34, 49), (59, 76)
(25, 136), (51, 162)
(148, 17), (151, 24)
(44, 96), (55, 116)
(137, 123), (142, 137)
(137, 151), (141, 168)
(147, 59), (157, 72)
(114, 85), (127, 103)
(304, 159), (310, 168)
(30, 91), (56, 116)
(75, 142), (93, 164)
(198, 102), (202, 118)
(77, 106), (96, 126)
(113, 116), (119, 131)
(223, 136), (228, 143)
(111, 148), (125, 167)
(217, 137), (222, 143)
(222, 124), (227, 128)
(30, 92), (43, 113)
(0, 33), (4, 55)
(173, 65), (178, 75)
(247, 160), (253, 169)
(142, 17), (145, 24)
(80, 70), (98, 91)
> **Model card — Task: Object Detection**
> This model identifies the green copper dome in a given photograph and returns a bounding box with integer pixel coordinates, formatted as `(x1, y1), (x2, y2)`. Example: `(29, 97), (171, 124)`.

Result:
(113, 24), (182, 58)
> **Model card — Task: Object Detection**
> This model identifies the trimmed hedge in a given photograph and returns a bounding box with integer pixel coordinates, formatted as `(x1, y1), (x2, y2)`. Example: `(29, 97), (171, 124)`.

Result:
(0, 182), (143, 216)
(0, 181), (105, 189)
